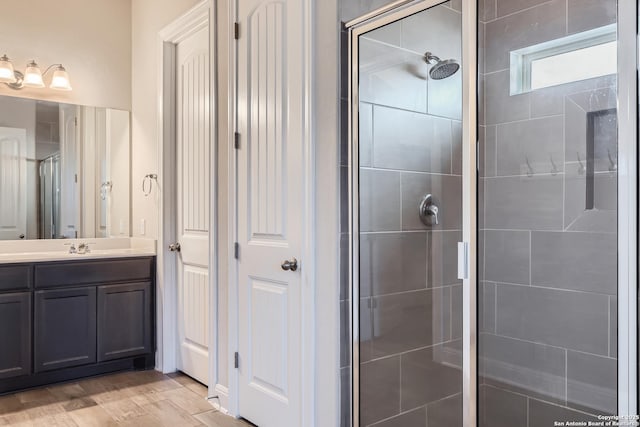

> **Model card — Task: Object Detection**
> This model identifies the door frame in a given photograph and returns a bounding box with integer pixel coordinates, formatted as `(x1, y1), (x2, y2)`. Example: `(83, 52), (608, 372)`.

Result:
(157, 0), (219, 397)
(617, 0), (638, 416)
(227, 0), (317, 424)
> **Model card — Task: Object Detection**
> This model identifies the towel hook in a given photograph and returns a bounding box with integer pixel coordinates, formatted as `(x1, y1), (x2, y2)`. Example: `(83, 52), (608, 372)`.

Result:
(550, 154), (559, 176)
(143, 174), (158, 197)
(577, 152), (585, 175)
(525, 156), (534, 177)
(607, 148), (617, 173)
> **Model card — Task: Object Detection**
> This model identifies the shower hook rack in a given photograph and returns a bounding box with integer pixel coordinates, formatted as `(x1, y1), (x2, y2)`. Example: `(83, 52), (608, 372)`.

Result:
(142, 174), (158, 197)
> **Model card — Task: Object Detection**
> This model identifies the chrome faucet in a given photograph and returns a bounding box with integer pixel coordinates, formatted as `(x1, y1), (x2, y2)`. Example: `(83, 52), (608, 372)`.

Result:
(77, 243), (91, 254)
(65, 243), (77, 254)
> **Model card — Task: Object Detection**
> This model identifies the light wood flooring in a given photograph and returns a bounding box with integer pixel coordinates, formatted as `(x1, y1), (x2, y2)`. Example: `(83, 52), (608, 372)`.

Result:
(0, 370), (253, 426)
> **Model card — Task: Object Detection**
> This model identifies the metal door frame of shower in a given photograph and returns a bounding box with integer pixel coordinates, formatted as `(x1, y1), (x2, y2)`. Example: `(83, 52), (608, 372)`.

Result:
(346, 0), (638, 425)
(345, 0), (477, 426)
(617, 0), (637, 417)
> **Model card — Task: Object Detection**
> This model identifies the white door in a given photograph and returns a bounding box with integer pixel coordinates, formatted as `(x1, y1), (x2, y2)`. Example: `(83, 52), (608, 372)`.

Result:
(0, 127), (27, 240)
(236, 0), (306, 425)
(175, 24), (211, 385)
(59, 104), (79, 239)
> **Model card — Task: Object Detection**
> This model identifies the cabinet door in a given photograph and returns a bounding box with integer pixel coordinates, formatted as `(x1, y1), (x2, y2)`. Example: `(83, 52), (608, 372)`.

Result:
(35, 287), (97, 372)
(97, 282), (151, 362)
(0, 292), (31, 379)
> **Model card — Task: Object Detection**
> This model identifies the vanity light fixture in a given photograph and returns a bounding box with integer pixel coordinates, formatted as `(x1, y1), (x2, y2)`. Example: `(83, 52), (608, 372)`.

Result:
(0, 55), (72, 91)
(0, 55), (15, 83)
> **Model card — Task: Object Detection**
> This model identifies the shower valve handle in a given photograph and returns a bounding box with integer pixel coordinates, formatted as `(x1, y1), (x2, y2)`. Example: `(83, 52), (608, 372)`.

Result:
(419, 194), (439, 226)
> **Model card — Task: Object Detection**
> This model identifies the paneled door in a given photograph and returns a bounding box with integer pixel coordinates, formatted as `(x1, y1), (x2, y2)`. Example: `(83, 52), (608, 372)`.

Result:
(236, 0), (306, 425)
(175, 23), (211, 385)
(0, 127), (27, 240)
(59, 104), (79, 239)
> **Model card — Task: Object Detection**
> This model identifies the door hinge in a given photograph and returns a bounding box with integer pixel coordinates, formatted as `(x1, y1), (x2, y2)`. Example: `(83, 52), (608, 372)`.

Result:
(234, 22), (240, 40)
(234, 242), (239, 259)
(74, 174), (78, 183)
(74, 117), (78, 126)
(234, 132), (240, 149)
(234, 352), (239, 368)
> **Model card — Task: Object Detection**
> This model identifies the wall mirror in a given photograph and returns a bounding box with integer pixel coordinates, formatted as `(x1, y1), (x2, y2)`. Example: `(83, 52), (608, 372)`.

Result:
(0, 95), (130, 240)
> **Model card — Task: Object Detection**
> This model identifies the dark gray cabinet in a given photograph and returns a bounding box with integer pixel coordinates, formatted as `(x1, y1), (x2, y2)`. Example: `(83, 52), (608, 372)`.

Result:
(0, 292), (31, 379)
(34, 287), (97, 373)
(98, 282), (151, 362)
(0, 264), (32, 292)
(0, 256), (155, 394)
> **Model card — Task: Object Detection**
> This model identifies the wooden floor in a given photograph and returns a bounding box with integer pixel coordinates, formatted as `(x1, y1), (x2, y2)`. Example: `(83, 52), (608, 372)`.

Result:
(0, 371), (253, 426)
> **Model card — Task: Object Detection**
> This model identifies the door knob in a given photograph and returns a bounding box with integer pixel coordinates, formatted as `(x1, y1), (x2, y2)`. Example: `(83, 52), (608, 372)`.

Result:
(281, 257), (298, 272)
(169, 242), (181, 252)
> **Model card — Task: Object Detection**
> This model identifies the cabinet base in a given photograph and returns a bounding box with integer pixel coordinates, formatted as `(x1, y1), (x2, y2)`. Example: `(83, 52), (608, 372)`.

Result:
(0, 354), (155, 395)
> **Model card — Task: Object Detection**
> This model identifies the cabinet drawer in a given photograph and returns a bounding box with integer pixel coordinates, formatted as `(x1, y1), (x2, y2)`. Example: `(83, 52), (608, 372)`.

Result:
(0, 264), (32, 292)
(35, 258), (153, 289)
(0, 292), (31, 379)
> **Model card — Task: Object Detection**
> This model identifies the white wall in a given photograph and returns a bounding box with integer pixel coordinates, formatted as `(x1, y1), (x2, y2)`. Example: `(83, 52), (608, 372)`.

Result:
(314, 1), (341, 425)
(0, 0), (131, 110)
(131, 0), (200, 241)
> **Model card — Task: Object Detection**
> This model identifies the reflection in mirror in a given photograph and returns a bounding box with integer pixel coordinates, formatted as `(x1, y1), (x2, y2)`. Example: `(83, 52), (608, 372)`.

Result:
(0, 96), (130, 240)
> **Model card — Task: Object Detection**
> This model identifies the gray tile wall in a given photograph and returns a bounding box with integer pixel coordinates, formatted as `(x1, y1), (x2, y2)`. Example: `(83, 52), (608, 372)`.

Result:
(478, 0), (618, 424)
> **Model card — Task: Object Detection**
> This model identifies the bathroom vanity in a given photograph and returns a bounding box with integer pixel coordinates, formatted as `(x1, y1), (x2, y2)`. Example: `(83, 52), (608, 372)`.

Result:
(0, 247), (156, 394)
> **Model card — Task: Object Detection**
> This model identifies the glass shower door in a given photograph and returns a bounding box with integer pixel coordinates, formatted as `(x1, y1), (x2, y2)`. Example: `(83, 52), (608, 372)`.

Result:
(477, 0), (637, 424)
(351, 2), (464, 425)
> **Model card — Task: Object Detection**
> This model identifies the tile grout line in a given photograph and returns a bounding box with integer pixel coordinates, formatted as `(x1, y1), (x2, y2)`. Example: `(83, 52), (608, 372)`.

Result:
(399, 353), (402, 416)
(484, 383), (600, 418)
(493, 283), (497, 334)
(529, 230), (532, 286)
(564, 348), (568, 405)
(479, 329), (617, 360)
(360, 165), (463, 177)
(487, 0), (557, 23)
(608, 295), (611, 357)
(493, 280), (615, 297)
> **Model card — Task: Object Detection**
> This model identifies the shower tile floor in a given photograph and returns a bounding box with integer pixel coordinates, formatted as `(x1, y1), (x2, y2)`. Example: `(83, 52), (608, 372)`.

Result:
(0, 371), (253, 426)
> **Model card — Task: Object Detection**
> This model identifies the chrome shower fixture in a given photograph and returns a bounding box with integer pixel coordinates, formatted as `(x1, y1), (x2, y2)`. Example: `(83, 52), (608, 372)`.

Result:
(424, 52), (460, 80)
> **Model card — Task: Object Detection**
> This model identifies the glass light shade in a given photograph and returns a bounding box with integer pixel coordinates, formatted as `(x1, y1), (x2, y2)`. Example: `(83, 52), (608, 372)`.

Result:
(23, 61), (44, 88)
(0, 55), (16, 84)
(49, 66), (72, 91)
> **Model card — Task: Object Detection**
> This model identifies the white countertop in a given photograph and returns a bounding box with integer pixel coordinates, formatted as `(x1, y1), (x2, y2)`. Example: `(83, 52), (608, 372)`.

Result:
(0, 238), (156, 264)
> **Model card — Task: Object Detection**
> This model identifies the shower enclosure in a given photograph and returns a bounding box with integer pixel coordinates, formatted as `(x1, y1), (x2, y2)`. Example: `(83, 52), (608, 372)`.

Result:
(344, 0), (637, 426)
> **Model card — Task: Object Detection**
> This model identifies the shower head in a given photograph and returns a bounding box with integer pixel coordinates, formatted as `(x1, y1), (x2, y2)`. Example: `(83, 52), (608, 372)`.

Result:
(424, 52), (460, 80)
